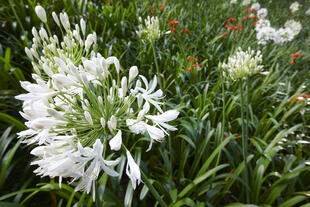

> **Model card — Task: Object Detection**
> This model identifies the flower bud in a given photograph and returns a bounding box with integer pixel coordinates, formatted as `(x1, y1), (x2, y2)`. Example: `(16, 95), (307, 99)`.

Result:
(121, 76), (127, 96)
(52, 12), (60, 27)
(98, 96), (103, 105)
(35, 5), (47, 23)
(137, 93), (143, 107)
(100, 117), (106, 128)
(108, 115), (117, 132)
(60, 12), (70, 31)
(25, 48), (33, 60)
(84, 111), (93, 125)
(129, 66), (138, 83)
(80, 18), (86, 36)
(109, 130), (122, 151)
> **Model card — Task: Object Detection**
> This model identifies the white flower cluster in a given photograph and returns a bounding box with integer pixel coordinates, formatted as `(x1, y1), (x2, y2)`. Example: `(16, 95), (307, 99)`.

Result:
(289, 2), (300, 13)
(136, 16), (161, 43)
(252, 3), (302, 45)
(222, 47), (263, 81)
(17, 5), (179, 200)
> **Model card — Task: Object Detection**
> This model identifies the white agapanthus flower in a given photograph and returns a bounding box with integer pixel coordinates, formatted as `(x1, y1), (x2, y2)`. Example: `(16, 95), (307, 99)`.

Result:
(257, 8), (268, 19)
(256, 26), (276, 45)
(255, 19), (271, 31)
(222, 47), (264, 81)
(289, 2), (300, 13)
(284, 20), (302, 36)
(242, 0), (252, 6)
(273, 28), (295, 44)
(136, 16), (161, 43)
(17, 6), (179, 199)
(251, 3), (260, 11)
(230, 0), (237, 4)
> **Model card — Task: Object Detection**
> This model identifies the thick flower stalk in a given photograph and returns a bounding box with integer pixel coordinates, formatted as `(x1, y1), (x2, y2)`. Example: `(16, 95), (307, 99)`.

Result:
(16, 6), (179, 200)
(221, 47), (263, 81)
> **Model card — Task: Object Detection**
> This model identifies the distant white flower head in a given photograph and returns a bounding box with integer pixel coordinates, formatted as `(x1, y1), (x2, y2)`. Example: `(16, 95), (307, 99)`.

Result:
(242, 0), (252, 6)
(222, 47), (264, 81)
(255, 19), (271, 31)
(289, 2), (300, 13)
(306, 8), (310, 15)
(273, 28), (295, 44)
(136, 16), (161, 43)
(284, 20), (302, 36)
(256, 26), (276, 45)
(257, 8), (268, 19)
(230, 0), (237, 4)
(251, 3), (260, 11)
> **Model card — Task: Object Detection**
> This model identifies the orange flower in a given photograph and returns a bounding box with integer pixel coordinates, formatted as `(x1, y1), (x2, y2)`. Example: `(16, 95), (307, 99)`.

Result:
(223, 32), (228, 36)
(170, 28), (176, 33)
(180, 29), (184, 34)
(188, 67), (192, 71)
(188, 58), (193, 61)
(198, 64), (202, 67)
(160, 4), (166, 10)
(290, 58), (295, 64)
(169, 20), (179, 26)
(253, 21), (259, 26)
(251, 8), (255, 12)
(192, 64), (197, 67)
(291, 53), (302, 57)
(243, 16), (247, 21)
(194, 58), (199, 62)
(185, 27), (190, 34)
(245, 7), (250, 12)
(227, 18), (236, 23)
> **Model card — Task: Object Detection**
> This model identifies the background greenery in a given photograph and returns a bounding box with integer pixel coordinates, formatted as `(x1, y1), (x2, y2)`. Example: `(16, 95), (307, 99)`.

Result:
(1, 0), (310, 206)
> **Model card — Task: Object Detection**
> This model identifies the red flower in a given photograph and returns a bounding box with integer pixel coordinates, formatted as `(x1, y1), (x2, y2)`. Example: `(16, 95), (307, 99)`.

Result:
(253, 21), (259, 26)
(194, 58), (199, 62)
(152, 8), (157, 14)
(170, 28), (176, 33)
(160, 4), (166, 10)
(237, 24), (244, 30)
(290, 58), (295, 64)
(188, 67), (192, 71)
(198, 64), (202, 67)
(251, 8), (255, 12)
(245, 7), (250, 12)
(169, 20), (179, 26)
(223, 32), (228, 36)
(291, 53), (302, 57)
(253, 15), (257, 19)
(243, 16), (247, 21)
(192, 64), (197, 67)
(227, 18), (236, 23)
(188, 58), (193, 61)
(182, 67), (186, 71)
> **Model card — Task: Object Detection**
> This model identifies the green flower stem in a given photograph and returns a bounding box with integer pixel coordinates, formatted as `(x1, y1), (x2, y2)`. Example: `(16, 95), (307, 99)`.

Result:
(141, 170), (168, 207)
(240, 79), (249, 203)
(151, 42), (162, 89)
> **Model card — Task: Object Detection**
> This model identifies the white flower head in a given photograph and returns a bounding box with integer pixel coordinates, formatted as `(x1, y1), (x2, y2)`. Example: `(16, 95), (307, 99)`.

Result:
(222, 47), (264, 81)
(136, 16), (161, 43)
(257, 8), (268, 19)
(284, 20), (302, 36)
(289, 2), (300, 13)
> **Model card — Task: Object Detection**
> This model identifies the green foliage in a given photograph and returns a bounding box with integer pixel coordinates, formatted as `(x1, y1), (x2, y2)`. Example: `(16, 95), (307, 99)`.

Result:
(0, 0), (310, 206)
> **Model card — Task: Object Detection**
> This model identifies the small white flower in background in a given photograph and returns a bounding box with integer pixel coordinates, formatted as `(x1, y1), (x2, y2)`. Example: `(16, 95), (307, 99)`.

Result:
(222, 47), (264, 81)
(16, 5), (179, 199)
(136, 16), (161, 43)
(306, 8), (310, 15)
(284, 20), (302, 36)
(273, 27), (295, 45)
(289, 2), (300, 13)
(230, 0), (237, 4)
(251, 3), (260, 11)
(35, 5), (47, 23)
(257, 8), (268, 19)
(242, 0), (252, 6)
(256, 26), (276, 45)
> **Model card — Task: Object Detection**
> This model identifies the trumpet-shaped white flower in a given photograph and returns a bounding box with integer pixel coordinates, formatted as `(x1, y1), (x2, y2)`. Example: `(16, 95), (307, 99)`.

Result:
(126, 150), (141, 189)
(109, 130), (122, 151)
(222, 47), (264, 81)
